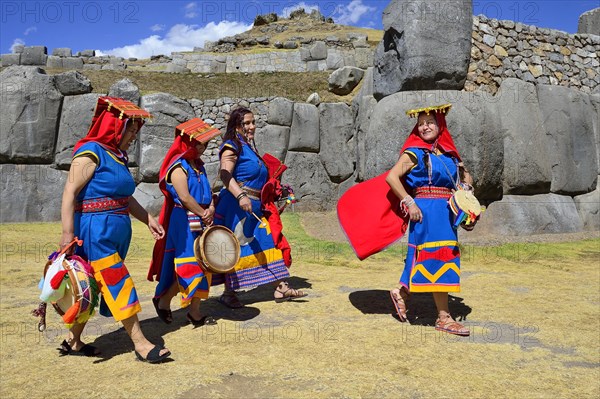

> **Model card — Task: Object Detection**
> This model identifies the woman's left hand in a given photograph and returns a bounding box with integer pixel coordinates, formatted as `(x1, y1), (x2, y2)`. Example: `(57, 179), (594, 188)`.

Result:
(147, 215), (165, 240)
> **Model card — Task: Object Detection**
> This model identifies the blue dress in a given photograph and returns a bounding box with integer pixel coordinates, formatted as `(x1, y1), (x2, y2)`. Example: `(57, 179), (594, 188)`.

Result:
(155, 159), (212, 306)
(213, 135), (290, 289)
(399, 147), (461, 293)
(73, 142), (140, 321)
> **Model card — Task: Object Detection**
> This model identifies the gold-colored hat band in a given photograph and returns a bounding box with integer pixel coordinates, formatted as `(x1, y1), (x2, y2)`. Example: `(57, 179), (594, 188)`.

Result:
(406, 103), (452, 118)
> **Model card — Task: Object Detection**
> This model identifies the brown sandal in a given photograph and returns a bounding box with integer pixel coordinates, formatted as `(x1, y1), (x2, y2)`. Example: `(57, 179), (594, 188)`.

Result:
(435, 315), (470, 336)
(218, 291), (244, 309)
(274, 281), (307, 303)
(390, 287), (409, 322)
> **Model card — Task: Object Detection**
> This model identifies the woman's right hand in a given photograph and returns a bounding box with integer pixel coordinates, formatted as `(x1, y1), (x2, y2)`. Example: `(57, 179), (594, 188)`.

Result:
(238, 196), (252, 213)
(408, 203), (423, 223)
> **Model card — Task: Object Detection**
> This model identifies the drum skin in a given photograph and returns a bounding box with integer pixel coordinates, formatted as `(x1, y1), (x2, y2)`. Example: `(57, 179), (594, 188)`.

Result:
(194, 225), (241, 273)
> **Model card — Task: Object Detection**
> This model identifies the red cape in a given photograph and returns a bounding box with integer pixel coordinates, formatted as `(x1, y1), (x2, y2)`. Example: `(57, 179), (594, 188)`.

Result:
(260, 153), (292, 267)
(337, 172), (408, 260)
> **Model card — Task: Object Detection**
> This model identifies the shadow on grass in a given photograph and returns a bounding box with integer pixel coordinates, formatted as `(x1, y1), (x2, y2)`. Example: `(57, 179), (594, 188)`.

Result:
(348, 289), (472, 326)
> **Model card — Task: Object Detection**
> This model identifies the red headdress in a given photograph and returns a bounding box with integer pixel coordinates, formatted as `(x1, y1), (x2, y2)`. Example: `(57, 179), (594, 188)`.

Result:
(400, 103), (461, 161)
(73, 97), (152, 154)
(337, 104), (460, 260)
(148, 118), (222, 281)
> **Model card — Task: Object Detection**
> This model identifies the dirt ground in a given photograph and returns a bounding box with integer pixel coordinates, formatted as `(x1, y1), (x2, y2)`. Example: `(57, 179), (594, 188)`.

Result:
(0, 215), (599, 399)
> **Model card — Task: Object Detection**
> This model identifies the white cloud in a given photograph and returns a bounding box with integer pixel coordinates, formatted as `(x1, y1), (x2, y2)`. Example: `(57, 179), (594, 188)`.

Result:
(24, 27), (37, 35)
(100, 21), (252, 59)
(184, 2), (198, 19)
(150, 24), (165, 32)
(334, 0), (376, 25)
(10, 38), (24, 53)
(281, 2), (320, 18)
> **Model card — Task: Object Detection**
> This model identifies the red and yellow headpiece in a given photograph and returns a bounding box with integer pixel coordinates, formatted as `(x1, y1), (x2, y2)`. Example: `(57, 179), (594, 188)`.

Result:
(175, 118), (222, 144)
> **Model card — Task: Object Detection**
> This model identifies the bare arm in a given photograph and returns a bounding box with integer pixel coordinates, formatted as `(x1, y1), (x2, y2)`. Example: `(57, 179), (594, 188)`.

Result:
(129, 196), (165, 240)
(60, 155), (96, 249)
(219, 148), (252, 212)
(170, 166), (214, 225)
(385, 153), (422, 223)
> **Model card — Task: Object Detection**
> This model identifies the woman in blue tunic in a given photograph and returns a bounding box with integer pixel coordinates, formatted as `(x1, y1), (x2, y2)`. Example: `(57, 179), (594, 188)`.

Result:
(214, 107), (306, 308)
(386, 104), (474, 336)
(149, 119), (222, 326)
(59, 97), (171, 362)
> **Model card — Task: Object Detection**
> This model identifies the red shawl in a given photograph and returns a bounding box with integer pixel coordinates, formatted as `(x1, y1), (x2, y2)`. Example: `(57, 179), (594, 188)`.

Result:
(337, 110), (461, 260)
(260, 153), (292, 267)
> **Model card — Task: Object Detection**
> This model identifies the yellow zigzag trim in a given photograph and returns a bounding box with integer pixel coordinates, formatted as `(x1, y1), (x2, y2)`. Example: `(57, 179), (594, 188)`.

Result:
(410, 262), (460, 283)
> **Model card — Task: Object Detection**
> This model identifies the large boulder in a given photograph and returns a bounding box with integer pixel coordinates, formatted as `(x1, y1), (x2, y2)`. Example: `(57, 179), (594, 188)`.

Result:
(52, 48), (72, 57)
(578, 7), (600, 35)
(537, 85), (597, 195)
(495, 79), (551, 194)
(288, 103), (319, 152)
(20, 46), (47, 65)
(475, 194), (583, 235)
(300, 41), (328, 61)
(590, 94), (600, 174)
(255, 125), (290, 161)
(0, 66), (62, 163)
(352, 94), (377, 181)
(328, 67), (364, 95)
(373, 0), (472, 100)
(0, 164), (67, 222)
(54, 93), (105, 169)
(282, 151), (336, 211)
(1, 54), (20, 67)
(574, 178), (600, 231)
(54, 70), (92, 95)
(133, 182), (163, 216)
(108, 78), (141, 104)
(447, 91), (503, 201)
(318, 103), (355, 183)
(139, 93), (194, 182)
(364, 90), (503, 201)
(267, 97), (294, 126)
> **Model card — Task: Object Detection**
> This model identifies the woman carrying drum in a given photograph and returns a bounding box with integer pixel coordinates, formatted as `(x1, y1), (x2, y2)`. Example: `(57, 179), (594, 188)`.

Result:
(148, 119), (222, 326)
(386, 103), (475, 336)
(213, 107), (306, 308)
(59, 97), (170, 362)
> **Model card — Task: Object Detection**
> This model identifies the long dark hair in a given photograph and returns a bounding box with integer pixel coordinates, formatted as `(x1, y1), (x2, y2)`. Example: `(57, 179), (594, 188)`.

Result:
(224, 107), (253, 153)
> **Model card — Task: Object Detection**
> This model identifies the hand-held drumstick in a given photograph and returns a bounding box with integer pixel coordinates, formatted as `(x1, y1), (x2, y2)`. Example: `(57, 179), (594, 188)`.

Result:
(251, 212), (266, 227)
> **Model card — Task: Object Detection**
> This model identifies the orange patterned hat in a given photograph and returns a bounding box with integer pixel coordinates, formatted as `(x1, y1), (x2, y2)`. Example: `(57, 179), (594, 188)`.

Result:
(175, 118), (222, 143)
(92, 96), (152, 122)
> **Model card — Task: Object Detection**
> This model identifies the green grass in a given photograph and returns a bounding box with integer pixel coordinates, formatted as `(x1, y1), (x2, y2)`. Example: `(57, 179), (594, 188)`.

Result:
(42, 69), (351, 103)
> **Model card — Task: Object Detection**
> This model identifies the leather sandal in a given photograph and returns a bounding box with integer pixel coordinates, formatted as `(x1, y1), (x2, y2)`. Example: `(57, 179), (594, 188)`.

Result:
(435, 315), (470, 336)
(135, 345), (171, 363)
(274, 281), (307, 303)
(390, 287), (409, 322)
(58, 340), (100, 357)
(187, 313), (217, 327)
(218, 291), (244, 308)
(152, 297), (173, 324)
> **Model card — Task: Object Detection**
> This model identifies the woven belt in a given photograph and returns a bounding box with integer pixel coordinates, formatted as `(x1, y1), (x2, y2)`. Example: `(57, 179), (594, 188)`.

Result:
(237, 181), (261, 201)
(75, 197), (130, 213)
(414, 186), (453, 199)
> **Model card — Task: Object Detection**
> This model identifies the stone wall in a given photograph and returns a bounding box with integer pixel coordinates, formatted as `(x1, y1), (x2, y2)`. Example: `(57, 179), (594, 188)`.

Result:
(172, 40), (374, 73)
(1, 45), (129, 70)
(2, 66), (599, 235)
(466, 14), (600, 94)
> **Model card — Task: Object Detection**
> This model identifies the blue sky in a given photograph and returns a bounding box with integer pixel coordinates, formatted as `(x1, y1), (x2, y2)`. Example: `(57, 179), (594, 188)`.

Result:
(1, 1), (598, 58)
